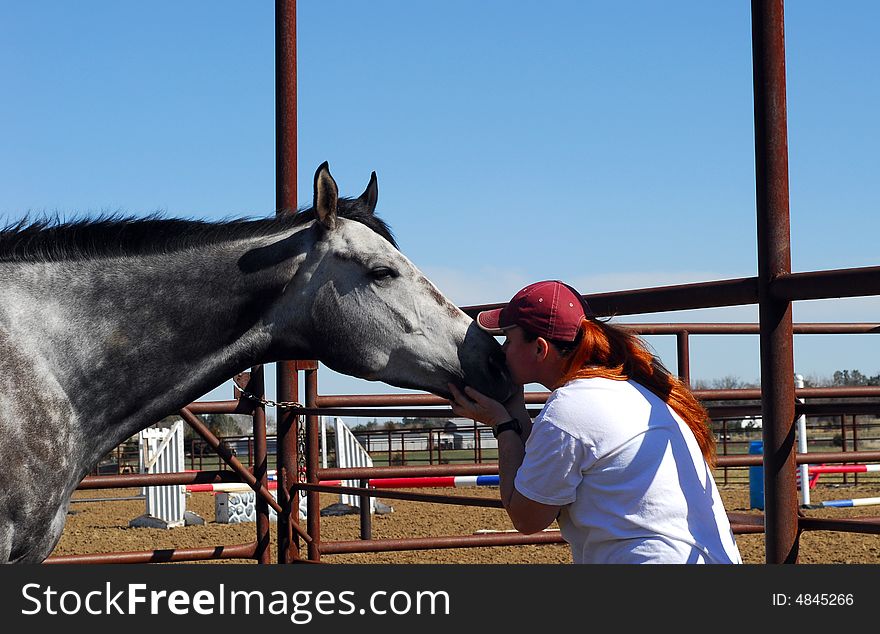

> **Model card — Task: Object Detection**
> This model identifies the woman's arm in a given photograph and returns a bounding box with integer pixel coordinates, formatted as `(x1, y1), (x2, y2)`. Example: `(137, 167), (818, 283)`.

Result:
(447, 384), (561, 534)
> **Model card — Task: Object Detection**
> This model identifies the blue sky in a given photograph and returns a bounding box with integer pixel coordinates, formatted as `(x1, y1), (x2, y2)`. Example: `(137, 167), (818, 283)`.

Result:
(1, 2), (877, 411)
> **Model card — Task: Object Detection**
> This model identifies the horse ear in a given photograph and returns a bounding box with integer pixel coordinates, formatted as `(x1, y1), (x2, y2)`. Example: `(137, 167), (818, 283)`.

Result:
(313, 161), (338, 230)
(358, 171), (379, 215)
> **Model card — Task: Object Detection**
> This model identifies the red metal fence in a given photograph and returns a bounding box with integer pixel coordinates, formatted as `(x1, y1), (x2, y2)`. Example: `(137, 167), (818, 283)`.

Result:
(44, 0), (880, 564)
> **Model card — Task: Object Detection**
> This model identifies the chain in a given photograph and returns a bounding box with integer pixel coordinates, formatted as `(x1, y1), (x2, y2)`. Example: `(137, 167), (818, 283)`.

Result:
(231, 373), (307, 484)
(297, 418), (307, 484)
(231, 374), (305, 410)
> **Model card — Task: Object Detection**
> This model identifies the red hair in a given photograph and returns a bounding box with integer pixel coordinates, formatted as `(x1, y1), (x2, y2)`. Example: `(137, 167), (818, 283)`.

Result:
(551, 318), (716, 467)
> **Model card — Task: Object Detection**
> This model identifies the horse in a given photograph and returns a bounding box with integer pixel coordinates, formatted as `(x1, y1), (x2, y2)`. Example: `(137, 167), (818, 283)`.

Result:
(0, 162), (514, 563)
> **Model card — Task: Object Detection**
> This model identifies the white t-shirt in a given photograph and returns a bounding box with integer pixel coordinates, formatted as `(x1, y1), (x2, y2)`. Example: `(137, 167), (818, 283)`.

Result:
(514, 377), (742, 564)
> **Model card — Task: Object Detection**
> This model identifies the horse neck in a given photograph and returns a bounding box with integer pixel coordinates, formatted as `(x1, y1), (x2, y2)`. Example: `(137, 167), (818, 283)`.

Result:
(1, 229), (311, 471)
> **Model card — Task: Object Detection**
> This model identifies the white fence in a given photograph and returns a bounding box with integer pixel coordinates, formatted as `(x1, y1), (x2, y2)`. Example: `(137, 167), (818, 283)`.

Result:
(130, 421), (186, 528)
(329, 416), (377, 513)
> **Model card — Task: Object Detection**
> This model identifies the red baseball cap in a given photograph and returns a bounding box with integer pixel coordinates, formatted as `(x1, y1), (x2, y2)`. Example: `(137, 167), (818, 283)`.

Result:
(476, 280), (592, 342)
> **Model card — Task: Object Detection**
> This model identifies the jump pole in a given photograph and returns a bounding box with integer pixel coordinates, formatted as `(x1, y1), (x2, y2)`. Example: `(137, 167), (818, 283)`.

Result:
(807, 464), (880, 475)
(801, 464), (880, 509)
(187, 474), (501, 493)
(805, 497), (880, 509)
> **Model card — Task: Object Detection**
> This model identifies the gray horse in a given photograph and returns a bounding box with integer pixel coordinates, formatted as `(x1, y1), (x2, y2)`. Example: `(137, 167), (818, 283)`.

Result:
(0, 162), (514, 563)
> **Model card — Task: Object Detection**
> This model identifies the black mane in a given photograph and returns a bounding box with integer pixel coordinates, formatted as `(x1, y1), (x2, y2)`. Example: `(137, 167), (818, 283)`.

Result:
(0, 198), (397, 263)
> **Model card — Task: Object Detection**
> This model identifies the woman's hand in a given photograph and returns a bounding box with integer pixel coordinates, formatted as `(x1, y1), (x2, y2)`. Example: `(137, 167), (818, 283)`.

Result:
(447, 383), (514, 426)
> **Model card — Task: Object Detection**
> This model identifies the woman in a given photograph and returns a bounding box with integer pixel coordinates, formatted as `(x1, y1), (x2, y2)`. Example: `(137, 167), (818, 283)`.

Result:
(448, 280), (742, 564)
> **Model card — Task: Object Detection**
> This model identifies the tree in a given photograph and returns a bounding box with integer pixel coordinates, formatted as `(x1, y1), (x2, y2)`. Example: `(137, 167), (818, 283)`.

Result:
(693, 376), (758, 390)
(833, 369), (880, 386)
(204, 413), (243, 438)
(401, 416), (433, 429)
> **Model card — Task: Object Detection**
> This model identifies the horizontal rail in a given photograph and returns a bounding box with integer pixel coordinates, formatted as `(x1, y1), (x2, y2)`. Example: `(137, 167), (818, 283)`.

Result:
(77, 449), (880, 489)
(462, 277), (760, 317)
(44, 542), (259, 564)
(627, 322), (880, 335)
(296, 482), (504, 508)
(727, 512), (766, 534)
(185, 400), (254, 415)
(460, 268), (879, 318)
(253, 402), (880, 419)
(697, 387), (880, 400)
(317, 451), (880, 475)
(79, 470), (246, 489)
(717, 450), (880, 468)
(316, 393), (451, 407)
(319, 509), (773, 554)
(309, 387), (880, 410)
(70, 495), (145, 504)
(320, 531), (566, 555)
(771, 266), (880, 302)
(797, 517), (880, 534)
(797, 402), (880, 416)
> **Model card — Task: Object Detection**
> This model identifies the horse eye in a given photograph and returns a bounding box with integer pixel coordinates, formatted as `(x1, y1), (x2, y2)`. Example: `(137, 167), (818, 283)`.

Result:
(369, 267), (397, 281)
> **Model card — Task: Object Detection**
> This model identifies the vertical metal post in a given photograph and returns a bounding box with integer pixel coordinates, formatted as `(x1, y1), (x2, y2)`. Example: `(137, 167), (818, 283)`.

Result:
(751, 0), (799, 563)
(676, 331), (690, 385)
(305, 368), (322, 561)
(276, 0), (297, 214)
(276, 368), (299, 563)
(275, 0), (299, 564)
(359, 479), (373, 540)
(249, 365), (271, 564)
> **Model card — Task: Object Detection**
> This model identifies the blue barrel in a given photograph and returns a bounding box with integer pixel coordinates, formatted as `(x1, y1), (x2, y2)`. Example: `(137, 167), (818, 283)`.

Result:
(749, 440), (764, 510)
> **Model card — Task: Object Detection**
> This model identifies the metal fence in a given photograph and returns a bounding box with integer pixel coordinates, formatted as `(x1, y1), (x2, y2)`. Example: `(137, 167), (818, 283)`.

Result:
(47, 0), (880, 565)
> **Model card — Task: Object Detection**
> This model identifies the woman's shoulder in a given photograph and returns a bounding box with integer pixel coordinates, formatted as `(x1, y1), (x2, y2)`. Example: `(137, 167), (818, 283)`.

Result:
(543, 377), (630, 414)
(556, 376), (638, 397)
(550, 377), (657, 418)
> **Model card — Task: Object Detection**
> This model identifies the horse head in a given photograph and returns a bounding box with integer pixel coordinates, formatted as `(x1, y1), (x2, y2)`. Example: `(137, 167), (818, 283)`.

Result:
(262, 162), (515, 402)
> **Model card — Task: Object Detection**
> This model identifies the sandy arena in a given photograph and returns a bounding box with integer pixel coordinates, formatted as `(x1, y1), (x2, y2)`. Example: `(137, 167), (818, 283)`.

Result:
(50, 484), (880, 564)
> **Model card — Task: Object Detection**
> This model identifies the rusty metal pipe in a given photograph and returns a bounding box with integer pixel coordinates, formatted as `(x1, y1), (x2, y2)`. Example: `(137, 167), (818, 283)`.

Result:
(320, 532), (566, 555)
(463, 277), (760, 318)
(676, 331), (690, 384)
(752, 0), (798, 563)
(717, 450), (880, 468)
(798, 517), (880, 534)
(771, 266), (880, 302)
(305, 368), (321, 561)
(628, 322), (880, 335)
(249, 366), (271, 564)
(79, 470), (244, 489)
(275, 0), (299, 565)
(275, 0), (297, 216)
(44, 542), (259, 564)
(185, 399), (254, 415)
(311, 385), (880, 408)
(275, 368), (300, 564)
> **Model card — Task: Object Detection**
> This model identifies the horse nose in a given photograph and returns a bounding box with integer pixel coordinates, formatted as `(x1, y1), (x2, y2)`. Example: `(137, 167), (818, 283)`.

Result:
(488, 349), (509, 380)
(486, 350), (514, 401)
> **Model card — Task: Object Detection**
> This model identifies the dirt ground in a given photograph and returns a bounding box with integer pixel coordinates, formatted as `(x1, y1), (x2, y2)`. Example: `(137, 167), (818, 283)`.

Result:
(49, 483), (880, 564)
